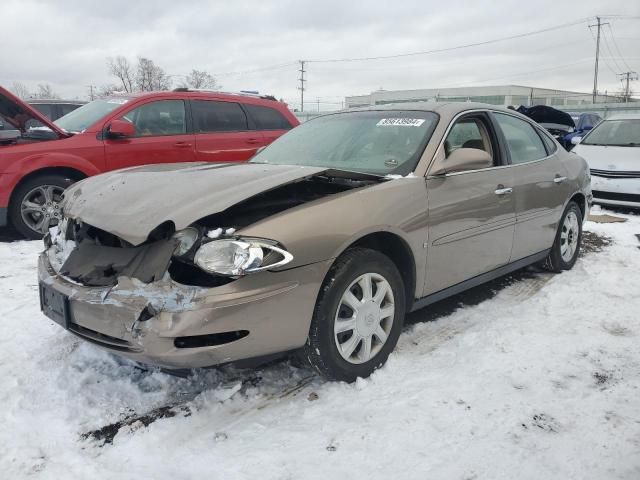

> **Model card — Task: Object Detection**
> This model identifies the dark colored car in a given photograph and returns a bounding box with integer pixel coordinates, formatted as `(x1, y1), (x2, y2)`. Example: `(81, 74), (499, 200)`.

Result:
(28, 99), (86, 121)
(563, 112), (602, 150)
(0, 87), (298, 238)
(516, 105), (575, 145)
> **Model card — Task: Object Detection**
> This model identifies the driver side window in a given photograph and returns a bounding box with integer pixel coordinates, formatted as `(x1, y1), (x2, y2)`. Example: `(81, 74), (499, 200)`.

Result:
(120, 100), (186, 137)
(444, 117), (494, 163)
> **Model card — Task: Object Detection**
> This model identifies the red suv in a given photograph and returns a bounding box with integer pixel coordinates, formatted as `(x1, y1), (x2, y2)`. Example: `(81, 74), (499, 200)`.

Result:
(0, 86), (299, 238)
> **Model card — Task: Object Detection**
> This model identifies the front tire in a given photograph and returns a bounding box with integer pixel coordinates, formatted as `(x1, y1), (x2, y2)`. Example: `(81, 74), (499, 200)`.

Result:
(544, 201), (582, 272)
(10, 173), (74, 239)
(301, 248), (406, 382)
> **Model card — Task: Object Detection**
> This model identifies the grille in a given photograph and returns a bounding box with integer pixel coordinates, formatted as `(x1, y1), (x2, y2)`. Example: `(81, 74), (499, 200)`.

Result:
(592, 190), (640, 203)
(590, 169), (640, 179)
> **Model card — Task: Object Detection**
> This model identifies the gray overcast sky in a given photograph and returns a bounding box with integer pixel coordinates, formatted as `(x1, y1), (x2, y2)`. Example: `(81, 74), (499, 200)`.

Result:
(2, 0), (639, 109)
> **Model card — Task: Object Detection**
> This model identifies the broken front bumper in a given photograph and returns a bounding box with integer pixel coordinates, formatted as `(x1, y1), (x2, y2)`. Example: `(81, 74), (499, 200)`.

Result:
(38, 253), (332, 369)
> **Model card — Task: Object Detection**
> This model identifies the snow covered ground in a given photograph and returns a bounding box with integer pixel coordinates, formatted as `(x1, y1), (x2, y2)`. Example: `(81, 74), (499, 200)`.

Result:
(1, 209), (639, 480)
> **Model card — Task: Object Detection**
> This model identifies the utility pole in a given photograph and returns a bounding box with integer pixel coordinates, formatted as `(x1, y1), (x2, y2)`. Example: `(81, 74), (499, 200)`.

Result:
(87, 84), (96, 100)
(298, 60), (306, 112)
(589, 16), (609, 104)
(618, 71), (638, 103)
(316, 97), (320, 112)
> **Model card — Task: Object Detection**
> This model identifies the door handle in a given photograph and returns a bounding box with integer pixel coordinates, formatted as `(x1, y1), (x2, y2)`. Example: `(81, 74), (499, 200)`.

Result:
(554, 175), (567, 184)
(495, 186), (513, 195)
(246, 138), (260, 144)
(173, 142), (192, 148)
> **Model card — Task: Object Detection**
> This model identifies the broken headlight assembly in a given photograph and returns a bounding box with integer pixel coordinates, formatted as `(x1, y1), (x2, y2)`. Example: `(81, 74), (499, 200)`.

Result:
(194, 238), (293, 276)
(172, 227), (200, 256)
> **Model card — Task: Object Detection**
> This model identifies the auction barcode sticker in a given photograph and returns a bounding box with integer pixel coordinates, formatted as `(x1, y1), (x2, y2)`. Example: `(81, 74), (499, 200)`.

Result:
(376, 118), (425, 127)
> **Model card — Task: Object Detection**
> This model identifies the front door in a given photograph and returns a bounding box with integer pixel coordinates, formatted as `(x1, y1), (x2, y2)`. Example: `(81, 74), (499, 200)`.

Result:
(491, 112), (570, 261)
(424, 113), (516, 295)
(104, 99), (196, 170)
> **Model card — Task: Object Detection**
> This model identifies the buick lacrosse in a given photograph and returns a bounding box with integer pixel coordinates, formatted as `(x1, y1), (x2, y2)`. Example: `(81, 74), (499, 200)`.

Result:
(39, 103), (591, 381)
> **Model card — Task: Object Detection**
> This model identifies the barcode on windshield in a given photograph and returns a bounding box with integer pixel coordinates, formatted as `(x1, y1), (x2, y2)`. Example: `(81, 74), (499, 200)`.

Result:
(376, 118), (425, 127)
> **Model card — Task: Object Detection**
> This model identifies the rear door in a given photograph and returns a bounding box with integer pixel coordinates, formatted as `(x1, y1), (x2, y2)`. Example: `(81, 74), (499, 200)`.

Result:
(191, 99), (264, 162)
(104, 99), (196, 170)
(491, 112), (570, 261)
(243, 103), (294, 147)
(425, 112), (516, 295)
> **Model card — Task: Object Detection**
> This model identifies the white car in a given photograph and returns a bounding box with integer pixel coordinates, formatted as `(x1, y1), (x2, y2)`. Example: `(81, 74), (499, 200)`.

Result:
(572, 114), (640, 208)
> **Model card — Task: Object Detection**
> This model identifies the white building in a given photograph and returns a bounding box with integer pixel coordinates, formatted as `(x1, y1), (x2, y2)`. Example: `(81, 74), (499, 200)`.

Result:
(345, 85), (622, 108)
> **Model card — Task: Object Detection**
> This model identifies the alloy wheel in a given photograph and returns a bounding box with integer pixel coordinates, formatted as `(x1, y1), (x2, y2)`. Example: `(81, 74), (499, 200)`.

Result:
(20, 184), (65, 235)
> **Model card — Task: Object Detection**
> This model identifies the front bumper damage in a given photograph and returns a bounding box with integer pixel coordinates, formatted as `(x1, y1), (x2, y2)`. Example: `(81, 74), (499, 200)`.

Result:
(38, 252), (331, 369)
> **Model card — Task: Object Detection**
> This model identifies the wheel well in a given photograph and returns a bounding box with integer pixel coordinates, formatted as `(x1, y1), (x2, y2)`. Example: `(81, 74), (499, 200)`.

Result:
(347, 232), (416, 311)
(570, 192), (586, 219)
(8, 167), (87, 214)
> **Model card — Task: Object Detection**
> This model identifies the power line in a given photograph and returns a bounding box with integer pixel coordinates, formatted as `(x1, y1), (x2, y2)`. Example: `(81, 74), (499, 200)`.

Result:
(307, 18), (590, 63)
(607, 24), (634, 72)
(600, 29), (625, 73)
(214, 62), (296, 77)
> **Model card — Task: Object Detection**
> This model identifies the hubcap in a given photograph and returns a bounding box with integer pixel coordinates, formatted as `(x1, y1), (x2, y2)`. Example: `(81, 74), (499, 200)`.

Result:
(334, 272), (395, 365)
(20, 185), (65, 235)
(560, 211), (580, 262)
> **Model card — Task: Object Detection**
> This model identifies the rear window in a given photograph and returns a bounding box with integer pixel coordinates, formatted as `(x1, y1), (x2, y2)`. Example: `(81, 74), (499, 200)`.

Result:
(244, 104), (292, 130)
(191, 100), (248, 132)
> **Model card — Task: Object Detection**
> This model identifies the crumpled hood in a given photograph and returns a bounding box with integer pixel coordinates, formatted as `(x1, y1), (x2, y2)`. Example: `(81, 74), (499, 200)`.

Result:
(62, 162), (328, 245)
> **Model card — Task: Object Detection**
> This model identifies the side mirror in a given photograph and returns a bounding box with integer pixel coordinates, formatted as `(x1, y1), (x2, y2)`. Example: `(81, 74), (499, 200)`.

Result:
(107, 119), (136, 138)
(430, 148), (493, 176)
(571, 136), (582, 145)
(582, 125), (593, 131)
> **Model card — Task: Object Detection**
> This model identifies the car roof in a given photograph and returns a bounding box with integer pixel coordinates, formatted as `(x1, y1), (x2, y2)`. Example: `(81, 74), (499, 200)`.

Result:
(112, 89), (283, 106)
(27, 99), (87, 105)
(605, 113), (640, 121)
(327, 101), (526, 121)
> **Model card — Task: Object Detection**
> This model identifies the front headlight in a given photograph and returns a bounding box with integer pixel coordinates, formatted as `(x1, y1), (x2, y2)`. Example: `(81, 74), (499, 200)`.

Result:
(173, 227), (200, 256)
(194, 238), (293, 276)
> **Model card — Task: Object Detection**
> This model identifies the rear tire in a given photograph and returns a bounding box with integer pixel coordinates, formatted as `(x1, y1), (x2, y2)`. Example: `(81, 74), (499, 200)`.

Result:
(301, 247), (406, 382)
(10, 173), (74, 240)
(544, 201), (582, 272)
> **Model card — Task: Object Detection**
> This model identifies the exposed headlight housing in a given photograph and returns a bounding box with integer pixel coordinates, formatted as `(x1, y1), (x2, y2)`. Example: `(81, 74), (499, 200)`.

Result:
(194, 239), (293, 276)
(172, 227), (200, 256)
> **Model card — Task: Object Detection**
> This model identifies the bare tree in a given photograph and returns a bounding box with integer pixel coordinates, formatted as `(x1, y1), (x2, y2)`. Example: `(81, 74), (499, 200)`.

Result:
(136, 57), (171, 92)
(107, 56), (135, 93)
(97, 84), (122, 98)
(35, 84), (59, 99)
(179, 69), (219, 90)
(10, 81), (31, 99)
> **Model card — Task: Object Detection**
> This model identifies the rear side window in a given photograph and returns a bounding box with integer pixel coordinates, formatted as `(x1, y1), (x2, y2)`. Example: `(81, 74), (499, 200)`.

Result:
(537, 128), (557, 154)
(192, 100), (248, 133)
(494, 113), (548, 164)
(244, 104), (292, 130)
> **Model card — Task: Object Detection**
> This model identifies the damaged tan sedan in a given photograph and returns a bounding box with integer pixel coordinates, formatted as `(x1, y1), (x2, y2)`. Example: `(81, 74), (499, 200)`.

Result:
(39, 103), (591, 382)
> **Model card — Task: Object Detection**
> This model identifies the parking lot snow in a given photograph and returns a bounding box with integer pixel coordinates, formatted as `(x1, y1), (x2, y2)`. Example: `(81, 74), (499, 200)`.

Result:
(1, 211), (639, 480)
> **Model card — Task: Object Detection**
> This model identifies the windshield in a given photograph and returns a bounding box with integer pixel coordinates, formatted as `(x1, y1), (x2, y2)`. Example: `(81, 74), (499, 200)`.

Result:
(54, 97), (131, 133)
(582, 119), (640, 147)
(250, 110), (439, 176)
